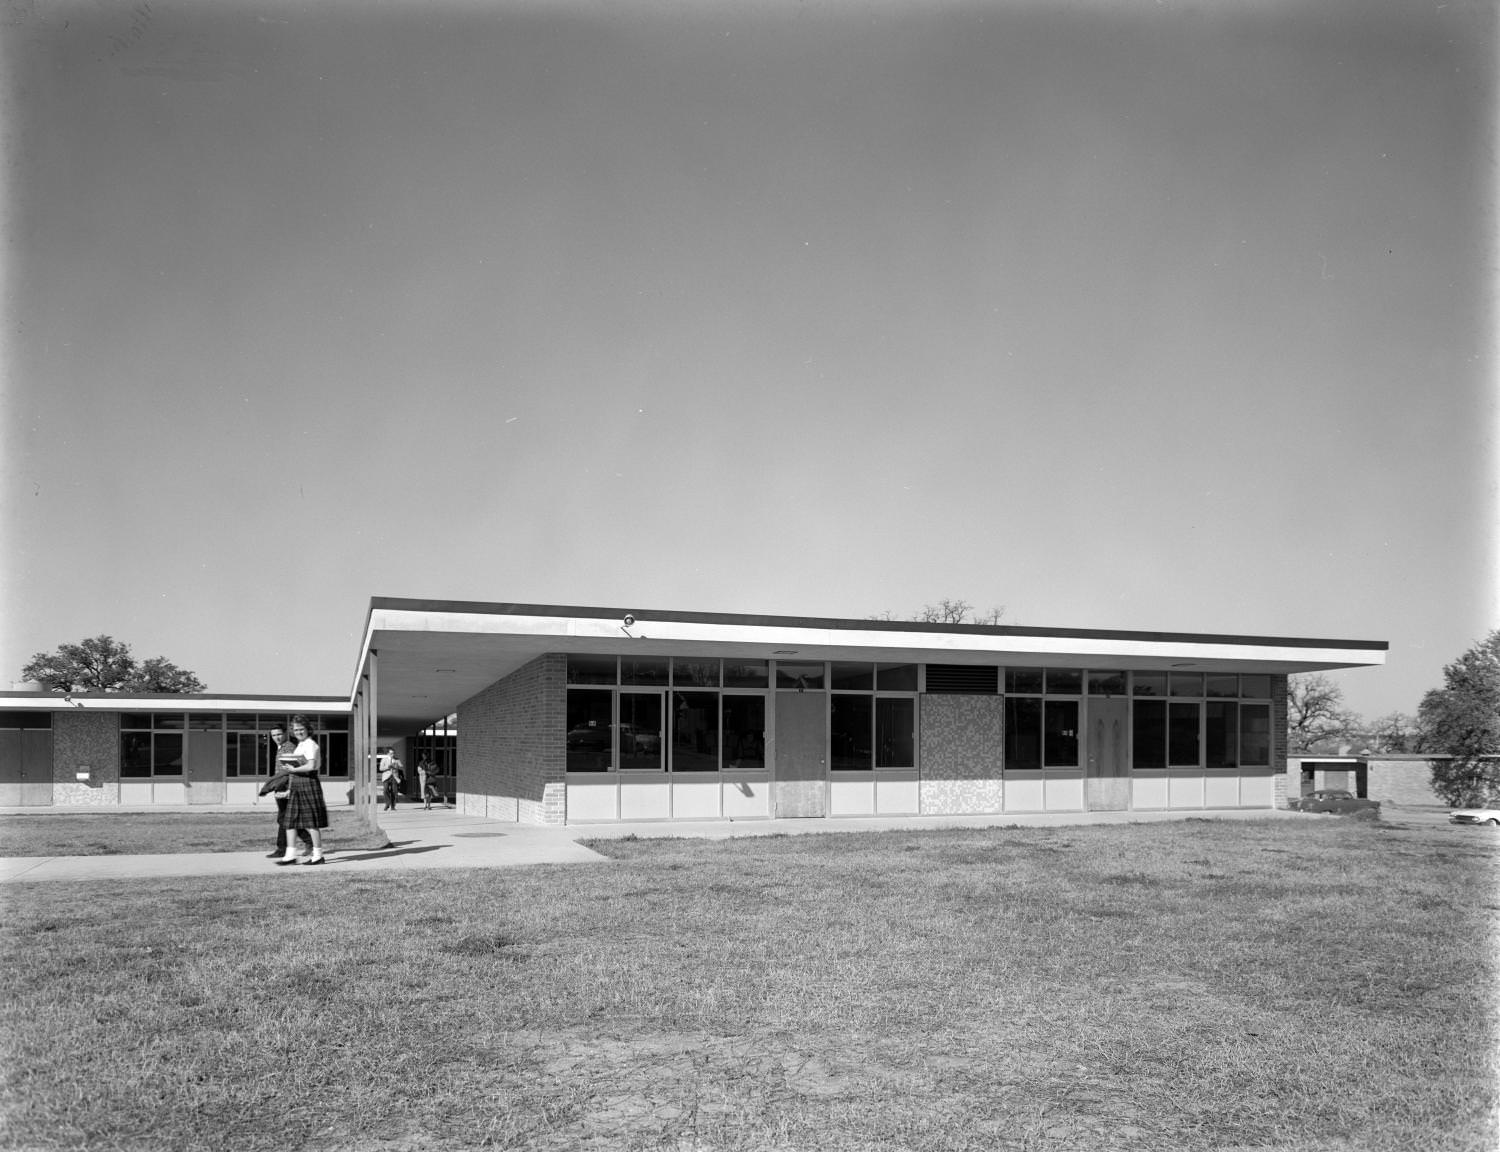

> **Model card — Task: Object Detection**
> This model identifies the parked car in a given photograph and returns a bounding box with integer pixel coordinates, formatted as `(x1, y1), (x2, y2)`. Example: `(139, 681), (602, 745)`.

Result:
(1449, 808), (1500, 827)
(1289, 789), (1381, 816)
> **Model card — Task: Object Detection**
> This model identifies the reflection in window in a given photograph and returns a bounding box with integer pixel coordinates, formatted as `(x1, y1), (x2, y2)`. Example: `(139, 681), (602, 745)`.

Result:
(121, 731), (153, 778)
(723, 696), (765, 769)
(776, 662), (825, 691)
(1169, 702), (1200, 766)
(1006, 667), (1043, 694)
(1006, 697), (1042, 771)
(621, 658), (668, 686)
(154, 733), (184, 776)
(1044, 700), (1079, 766)
(1240, 675), (1271, 699)
(876, 698), (915, 767)
(1045, 669), (1082, 696)
(1133, 701), (1166, 769)
(1206, 702), (1238, 767)
(567, 656), (616, 685)
(671, 691), (720, 772)
(1170, 673), (1204, 698)
(1206, 675), (1238, 698)
(566, 690), (613, 772)
(1133, 673), (1167, 697)
(1240, 704), (1271, 765)
(830, 696), (873, 770)
(724, 661), (769, 687)
(876, 663), (918, 691)
(1088, 671), (1127, 696)
(672, 659), (720, 687)
(618, 693), (663, 770)
(830, 663), (874, 690)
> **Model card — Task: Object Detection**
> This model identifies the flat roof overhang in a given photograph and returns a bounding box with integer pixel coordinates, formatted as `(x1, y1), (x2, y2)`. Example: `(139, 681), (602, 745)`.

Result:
(355, 598), (1388, 734)
(0, 693), (350, 714)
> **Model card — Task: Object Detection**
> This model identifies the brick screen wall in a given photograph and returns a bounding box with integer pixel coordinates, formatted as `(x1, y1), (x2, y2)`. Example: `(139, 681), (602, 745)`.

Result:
(1271, 675), (1289, 809)
(457, 654), (567, 825)
(918, 694), (1005, 814)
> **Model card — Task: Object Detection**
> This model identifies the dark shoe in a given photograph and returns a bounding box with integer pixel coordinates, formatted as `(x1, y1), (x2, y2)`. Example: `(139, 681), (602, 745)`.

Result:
(266, 850), (283, 858)
(275, 857), (299, 866)
(300, 855), (325, 866)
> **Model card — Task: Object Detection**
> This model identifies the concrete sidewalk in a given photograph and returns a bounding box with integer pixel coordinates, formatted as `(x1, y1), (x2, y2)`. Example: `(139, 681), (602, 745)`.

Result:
(0, 805), (1306, 884)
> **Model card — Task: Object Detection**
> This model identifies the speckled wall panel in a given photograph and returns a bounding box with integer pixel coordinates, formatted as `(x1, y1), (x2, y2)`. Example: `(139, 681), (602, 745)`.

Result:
(53, 711), (120, 806)
(919, 694), (1004, 814)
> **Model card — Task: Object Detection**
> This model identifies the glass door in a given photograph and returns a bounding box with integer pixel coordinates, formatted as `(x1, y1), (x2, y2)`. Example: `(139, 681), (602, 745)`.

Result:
(619, 691), (664, 772)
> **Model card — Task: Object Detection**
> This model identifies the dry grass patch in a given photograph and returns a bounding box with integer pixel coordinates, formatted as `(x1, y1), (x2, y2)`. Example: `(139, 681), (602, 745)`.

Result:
(0, 816), (1494, 1152)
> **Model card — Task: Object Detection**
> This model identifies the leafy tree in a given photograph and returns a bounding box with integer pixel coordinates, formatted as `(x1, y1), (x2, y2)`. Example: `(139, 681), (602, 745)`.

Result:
(1286, 672), (1361, 753)
(1419, 630), (1500, 806)
(22, 635), (205, 694)
(1362, 711), (1422, 754)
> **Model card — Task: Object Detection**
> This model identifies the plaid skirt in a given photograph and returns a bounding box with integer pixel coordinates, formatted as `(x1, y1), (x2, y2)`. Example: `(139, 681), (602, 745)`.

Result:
(280, 774), (328, 830)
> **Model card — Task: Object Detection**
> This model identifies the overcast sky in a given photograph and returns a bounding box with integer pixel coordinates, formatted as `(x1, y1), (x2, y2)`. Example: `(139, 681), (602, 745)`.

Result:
(2, 0), (1494, 721)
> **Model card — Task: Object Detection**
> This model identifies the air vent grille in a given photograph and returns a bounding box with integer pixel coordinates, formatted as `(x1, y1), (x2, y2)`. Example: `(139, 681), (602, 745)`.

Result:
(924, 664), (999, 694)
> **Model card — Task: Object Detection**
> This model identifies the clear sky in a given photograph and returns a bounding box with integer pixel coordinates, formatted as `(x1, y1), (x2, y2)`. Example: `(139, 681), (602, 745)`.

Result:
(2, 0), (1495, 723)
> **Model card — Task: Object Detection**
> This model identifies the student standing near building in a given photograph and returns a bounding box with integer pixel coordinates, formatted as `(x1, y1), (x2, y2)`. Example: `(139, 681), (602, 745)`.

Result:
(418, 756), (438, 809)
(277, 714), (328, 866)
(259, 723), (312, 860)
(379, 749), (404, 811)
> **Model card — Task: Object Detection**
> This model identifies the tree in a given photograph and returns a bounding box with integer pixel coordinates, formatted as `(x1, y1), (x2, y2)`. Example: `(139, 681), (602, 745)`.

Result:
(22, 635), (205, 694)
(1362, 711), (1421, 754)
(1286, 672), (1361, 753)
(1419, 630), (1500, 806)
(871, 599), (1006, 626)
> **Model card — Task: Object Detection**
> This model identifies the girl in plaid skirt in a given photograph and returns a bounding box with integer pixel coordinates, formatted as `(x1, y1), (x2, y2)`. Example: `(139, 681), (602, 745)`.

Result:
(277, 714), (328, 865)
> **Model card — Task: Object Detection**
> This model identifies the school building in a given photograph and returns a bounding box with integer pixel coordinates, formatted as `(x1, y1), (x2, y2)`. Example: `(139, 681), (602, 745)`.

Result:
(0, 598), (1388, 824)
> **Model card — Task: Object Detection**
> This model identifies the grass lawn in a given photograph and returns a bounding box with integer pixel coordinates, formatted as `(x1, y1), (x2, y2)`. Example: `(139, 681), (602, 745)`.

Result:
(0, 808), (387, 856)
(0, 814), (1495, 1151)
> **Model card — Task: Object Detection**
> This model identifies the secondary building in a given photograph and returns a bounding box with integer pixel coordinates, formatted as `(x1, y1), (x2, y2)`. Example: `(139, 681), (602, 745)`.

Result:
(0, 598), (1387, 824)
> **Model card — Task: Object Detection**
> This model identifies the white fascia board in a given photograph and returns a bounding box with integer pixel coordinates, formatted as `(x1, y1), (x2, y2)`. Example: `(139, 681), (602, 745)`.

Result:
(0, 695), (349, 713)
(365, 609), (1385, 670)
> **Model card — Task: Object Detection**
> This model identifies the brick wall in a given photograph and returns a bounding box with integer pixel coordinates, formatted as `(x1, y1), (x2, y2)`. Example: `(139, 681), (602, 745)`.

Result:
(456, 654), (567, 825)
(1271, 675), (1289, 809)
(53, 712), (120, 807)
(1367, 758), (1445, 807)
(919, 694), (1004, 815)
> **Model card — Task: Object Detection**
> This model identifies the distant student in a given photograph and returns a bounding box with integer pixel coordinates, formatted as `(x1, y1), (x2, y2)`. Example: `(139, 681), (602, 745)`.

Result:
(379, 749), (404, 811)
(418, 757), (439, 810)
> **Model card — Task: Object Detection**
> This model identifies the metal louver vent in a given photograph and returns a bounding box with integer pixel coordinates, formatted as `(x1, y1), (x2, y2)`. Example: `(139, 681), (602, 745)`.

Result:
(924, 664), (999, 694)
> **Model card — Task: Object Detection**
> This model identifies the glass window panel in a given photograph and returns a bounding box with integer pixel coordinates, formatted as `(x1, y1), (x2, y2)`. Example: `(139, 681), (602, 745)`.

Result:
(876, 663), (918, 691)
(319, 717), (349, 733)
(1240, 675), (1271, 699)
(120, 731), (153, 777)
(567, 655), (616, 685)
(875, 698), (915, 767)
(1088, 671), (1127, 696)
(1168, 702), (1201, 766)
(724, 660), (769, 688)
(1170, 673), (1204, 698)
(1045, 669), (1082, 696)
(1005, 697), (1042, 771)
(322, 732), (350, 777)
(830, 695), (873, 770)
(621, 657), (668, 686)
(224, 713), (260, 732)
(153, 713), (186, 730)
(1205, 702), (1238, 768)
(566, 690), (614, 772)
(670, 691), (720, 772)
(619, 693), (663, 770)
(1005, 667), (1044, 694)
(189, 713), (222, 731)
(672, 659), (720, 687)
(776, 662), (825, 690)
(153, 733), (184, 775)
(225, 733), (239, 777)
(1133, 672), (1167, 697)
(723, 695), (765, 769)
(121, 712), (154, 730)
(1132, 701), (1166, 769)
(1044, 700), (1080, 766)
(830, 663), (875, 691)
(1205, 675), (1238, 699)
(1240, 704), (1271, 765)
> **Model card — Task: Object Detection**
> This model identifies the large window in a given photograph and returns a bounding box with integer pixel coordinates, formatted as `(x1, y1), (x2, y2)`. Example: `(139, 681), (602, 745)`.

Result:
(120, 713), (184, 778)
(566, 657), (768, 773)
(220, 712), (351, 777)
(1133, 675), (1272, 769)
(1004, 669), (1079, 770)
(829, 663), (917, 771)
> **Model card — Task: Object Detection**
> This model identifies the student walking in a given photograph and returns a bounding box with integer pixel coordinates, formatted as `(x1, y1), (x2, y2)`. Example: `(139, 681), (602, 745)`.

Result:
(276, 715), (328, 866)
(260, 722), (312, 860)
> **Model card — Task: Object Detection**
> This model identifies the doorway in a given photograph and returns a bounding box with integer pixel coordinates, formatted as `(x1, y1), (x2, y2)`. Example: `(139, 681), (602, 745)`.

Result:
(1085, 697), (1129, 811)
(774, 693), (826, 817)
